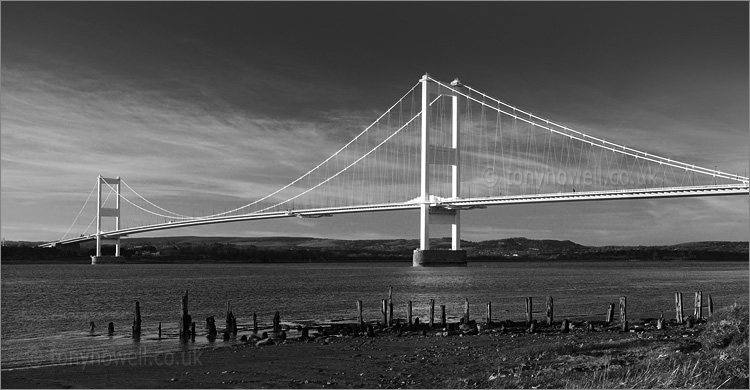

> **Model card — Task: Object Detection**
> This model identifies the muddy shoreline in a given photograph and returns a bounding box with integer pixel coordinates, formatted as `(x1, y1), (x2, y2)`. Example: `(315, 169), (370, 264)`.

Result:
(2, 317), (726, 389)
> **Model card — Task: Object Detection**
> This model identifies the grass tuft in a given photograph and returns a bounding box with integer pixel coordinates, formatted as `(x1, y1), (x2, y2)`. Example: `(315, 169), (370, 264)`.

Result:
(564, 304), (748, 389)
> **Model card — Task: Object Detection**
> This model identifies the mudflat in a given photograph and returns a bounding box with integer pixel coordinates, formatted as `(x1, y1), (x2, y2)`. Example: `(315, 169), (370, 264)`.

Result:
(3, 317), (736, 389)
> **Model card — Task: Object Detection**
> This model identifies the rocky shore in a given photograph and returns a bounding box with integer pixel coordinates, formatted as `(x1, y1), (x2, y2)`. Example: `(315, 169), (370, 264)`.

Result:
(3, 306), (747, 389)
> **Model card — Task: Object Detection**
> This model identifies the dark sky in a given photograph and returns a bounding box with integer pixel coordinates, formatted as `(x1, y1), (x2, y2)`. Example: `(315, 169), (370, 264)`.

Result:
(2, 2), (748, 244)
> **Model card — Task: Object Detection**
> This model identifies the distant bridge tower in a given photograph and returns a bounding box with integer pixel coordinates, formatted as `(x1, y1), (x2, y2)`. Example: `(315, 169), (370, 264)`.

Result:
(413, 74), (468, 267)
(91, 176), (124, 264)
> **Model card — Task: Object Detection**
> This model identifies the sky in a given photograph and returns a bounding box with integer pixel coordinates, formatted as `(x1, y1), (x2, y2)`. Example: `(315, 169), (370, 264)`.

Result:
(2, 2), (748, 246)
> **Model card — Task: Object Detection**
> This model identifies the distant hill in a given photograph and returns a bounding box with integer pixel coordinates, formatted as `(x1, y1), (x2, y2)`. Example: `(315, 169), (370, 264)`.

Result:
(2, 236), (747, 263)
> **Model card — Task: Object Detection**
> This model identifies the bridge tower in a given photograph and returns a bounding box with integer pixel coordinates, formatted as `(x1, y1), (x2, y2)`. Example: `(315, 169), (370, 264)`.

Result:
(413, 74), (468, 267)
(91, 176), (124, 264)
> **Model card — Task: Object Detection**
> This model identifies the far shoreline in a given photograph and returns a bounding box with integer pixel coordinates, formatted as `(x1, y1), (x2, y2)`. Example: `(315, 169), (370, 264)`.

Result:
(3, 257), (748, 265)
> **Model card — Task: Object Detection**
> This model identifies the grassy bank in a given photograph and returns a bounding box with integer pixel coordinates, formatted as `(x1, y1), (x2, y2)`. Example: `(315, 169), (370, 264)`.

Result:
(565, 304), (748, 389)
(470, 304), (749, 389)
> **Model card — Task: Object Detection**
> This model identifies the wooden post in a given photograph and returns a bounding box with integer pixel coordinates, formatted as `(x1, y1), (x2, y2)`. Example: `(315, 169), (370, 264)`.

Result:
(407, 300), (413, 326)
(191, 322), (196, 341)
(207, 316), (217, 336)
(226, 301), (235, 336)
(675, 292), (684, 324)
(619, 296), (627, 325)
(132, 301), (141, 336)
(253, 312), (258, 334)
(273, 311), (281, 332)
(606, 303), (614, 324)
(708, 295), (714, 317)
(381, 299), (388, 325)
(429, 299), (435, 328)
(357, 300), (364, 328)
(158, 322), (162, 338)
(440, 305), (446, 327)
(464, 298), (470, 324)
(525, 297), (533, 324)
(389, 301), (394, 327)
(180, 290), (191, 340)
(486, 301), (492, 327)
(694, 291), (702, 320)
(546, 296), (553, 326)
(657, 314), (665, 330)
(388, 286), (393, 326)
(108, 322), (115, 335)
(561, 319), (569, 333)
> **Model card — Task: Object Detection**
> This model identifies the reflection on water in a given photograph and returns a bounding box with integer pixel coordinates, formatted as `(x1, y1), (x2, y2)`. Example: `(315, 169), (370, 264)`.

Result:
(2, 261), (747, 369)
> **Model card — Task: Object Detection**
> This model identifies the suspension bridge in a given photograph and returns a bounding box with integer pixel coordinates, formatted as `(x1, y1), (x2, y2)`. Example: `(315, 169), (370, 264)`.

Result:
(42, 74), (750, 266)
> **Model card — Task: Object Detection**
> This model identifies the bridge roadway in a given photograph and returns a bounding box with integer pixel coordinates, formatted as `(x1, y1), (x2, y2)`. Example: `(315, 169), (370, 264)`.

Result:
(42, 183), (749, 248)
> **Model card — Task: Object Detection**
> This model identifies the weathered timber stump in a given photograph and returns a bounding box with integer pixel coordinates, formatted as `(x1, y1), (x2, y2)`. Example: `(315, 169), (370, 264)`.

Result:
(180, 290), (191, 340)
(464, 298), (470, 325)
(429, 299), (435, 328)
(407, 300), (413, 327)
(132, 301), (142, 336)
(526, 297), (533, 325)
(546, 297), (554, 326)
(675, 292), (684, 324)
(357, 300), (364, 330)
(606, 303), (615, 324)
(388, 286), (394, 326)
(206, 316), (217, 337)
(657, 314), (665, 330)
(486, 301), (492, 328)
(273, 311), (281, 332)
(694, 291), (703, 320)
(108, 322), (115, 335)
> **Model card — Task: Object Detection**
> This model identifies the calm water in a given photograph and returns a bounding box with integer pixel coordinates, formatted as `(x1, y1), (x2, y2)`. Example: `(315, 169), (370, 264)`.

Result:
(1, 261), (747, 369)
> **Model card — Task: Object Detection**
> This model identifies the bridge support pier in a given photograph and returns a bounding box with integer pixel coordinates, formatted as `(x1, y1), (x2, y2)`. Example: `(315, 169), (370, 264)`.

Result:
(91, 256), (125, 264)
(413, 74), (467, 267)
(413, 249), (467, 267)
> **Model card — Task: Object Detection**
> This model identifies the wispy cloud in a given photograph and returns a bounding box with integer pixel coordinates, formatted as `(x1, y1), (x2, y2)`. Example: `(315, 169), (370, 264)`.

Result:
(2, 2), (747, 244)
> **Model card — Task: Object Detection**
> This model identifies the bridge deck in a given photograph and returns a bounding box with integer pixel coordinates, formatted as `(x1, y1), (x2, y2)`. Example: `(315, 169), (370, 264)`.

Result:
(42, 184), (748, 248)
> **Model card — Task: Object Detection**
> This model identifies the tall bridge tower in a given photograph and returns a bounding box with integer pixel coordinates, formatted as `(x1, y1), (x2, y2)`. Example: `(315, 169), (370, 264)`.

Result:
(412, 74), (468, 267)
(91, 176), (124, 264)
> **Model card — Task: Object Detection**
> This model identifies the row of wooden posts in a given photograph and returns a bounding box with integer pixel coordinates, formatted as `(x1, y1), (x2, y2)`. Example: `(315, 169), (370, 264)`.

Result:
(120, 289), (714, 339)
(362, 288), (714, 332)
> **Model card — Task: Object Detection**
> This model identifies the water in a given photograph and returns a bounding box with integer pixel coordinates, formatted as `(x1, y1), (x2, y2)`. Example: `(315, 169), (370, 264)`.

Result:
(2, 261), (747, 369)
